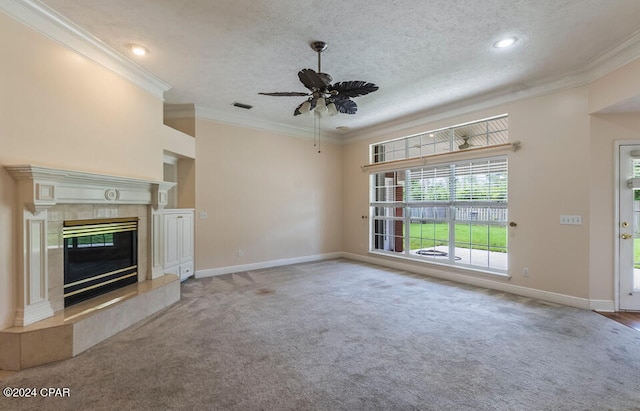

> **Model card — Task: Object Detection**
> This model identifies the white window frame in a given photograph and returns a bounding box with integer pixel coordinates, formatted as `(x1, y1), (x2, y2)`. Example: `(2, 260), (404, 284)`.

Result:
(368, 116), (509, 276)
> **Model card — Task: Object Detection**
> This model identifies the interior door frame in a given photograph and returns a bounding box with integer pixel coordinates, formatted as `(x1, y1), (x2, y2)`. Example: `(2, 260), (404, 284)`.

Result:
(614, 140), (640, 311)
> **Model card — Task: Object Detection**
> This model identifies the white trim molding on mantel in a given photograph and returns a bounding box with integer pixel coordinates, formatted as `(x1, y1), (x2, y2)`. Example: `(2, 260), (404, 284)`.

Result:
(6, 165), (175, 213)
(5, 164), (175, 327)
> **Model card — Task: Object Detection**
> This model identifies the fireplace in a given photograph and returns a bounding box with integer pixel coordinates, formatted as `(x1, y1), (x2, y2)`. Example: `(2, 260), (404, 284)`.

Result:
(4, 164), (176, 327)
(63, 218), (139, 307)
(1, 165), (183, 370)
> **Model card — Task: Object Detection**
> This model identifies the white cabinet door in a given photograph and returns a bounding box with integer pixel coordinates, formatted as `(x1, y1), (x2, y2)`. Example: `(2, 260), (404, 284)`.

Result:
(179, 212), (193, 264)
(163, 213), (180, 268)
(163, 210), (194, 280)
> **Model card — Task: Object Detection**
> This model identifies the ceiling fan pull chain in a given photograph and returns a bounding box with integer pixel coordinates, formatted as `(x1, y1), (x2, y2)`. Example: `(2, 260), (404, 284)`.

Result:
(318, 116), (321, 154)
(313, 110), (318, 149)
(314, 111), (321, 154)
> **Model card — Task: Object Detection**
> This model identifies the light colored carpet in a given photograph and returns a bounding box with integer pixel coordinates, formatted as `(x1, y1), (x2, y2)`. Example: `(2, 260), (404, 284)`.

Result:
(3, 259), (640, 410)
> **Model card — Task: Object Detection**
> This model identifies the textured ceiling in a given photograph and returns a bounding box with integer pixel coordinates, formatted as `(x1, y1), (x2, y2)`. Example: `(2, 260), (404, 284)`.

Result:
(40, 0), (640, 138)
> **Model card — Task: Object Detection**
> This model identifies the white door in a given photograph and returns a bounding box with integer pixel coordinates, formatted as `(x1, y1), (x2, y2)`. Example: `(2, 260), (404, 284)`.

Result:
(619, 145), (640, 310)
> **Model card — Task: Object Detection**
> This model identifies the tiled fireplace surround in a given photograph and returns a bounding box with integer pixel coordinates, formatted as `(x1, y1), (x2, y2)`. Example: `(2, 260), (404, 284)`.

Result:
(0, 165), (181, 370)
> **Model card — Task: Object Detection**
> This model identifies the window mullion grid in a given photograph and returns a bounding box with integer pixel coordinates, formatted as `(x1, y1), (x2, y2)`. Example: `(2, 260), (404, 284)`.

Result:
(449, 127), (454, 153)
(403, 169), (410, 257)
(448, 163), (456, 264)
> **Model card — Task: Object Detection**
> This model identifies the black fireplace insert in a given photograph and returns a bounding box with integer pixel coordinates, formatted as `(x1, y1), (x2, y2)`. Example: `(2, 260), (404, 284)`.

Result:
(63, 218), (138, 307)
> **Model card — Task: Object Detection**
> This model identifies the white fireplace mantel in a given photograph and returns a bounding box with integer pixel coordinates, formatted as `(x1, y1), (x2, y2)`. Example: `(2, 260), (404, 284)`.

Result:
(5, 165), (175, 327)
(5, 165), (175, 213)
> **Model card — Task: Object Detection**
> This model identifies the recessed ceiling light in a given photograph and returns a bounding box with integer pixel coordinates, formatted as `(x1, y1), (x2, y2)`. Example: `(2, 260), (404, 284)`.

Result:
(493, 37), (518, 49)
(128, 43), (149, 56)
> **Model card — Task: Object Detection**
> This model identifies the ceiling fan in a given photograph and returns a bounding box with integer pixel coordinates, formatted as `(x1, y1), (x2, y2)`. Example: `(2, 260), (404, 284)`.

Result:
(458, 136), (474, 150)
(259, 41), (378, 117)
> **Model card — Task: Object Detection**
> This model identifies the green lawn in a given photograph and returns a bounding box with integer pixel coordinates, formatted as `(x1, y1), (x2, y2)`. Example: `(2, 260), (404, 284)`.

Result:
(409, 222), (507, 252)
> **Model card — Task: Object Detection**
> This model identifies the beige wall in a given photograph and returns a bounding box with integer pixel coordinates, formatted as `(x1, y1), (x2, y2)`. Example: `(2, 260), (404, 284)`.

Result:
(194, 119), (343, 271)
(164, 117), (196, 138)
(0, 14), (169, 328)
(589, 58), (640, 114)
(344, 86), (593, 298)
(177, 158), (196, 209)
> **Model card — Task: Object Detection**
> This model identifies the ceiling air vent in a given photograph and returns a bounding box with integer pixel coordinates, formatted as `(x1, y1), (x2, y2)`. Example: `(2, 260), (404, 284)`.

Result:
(232, 102), (253, 110)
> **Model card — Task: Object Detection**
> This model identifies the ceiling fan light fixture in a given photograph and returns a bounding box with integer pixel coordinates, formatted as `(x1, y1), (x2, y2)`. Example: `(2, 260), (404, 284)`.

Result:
(327, 102), (338, 116)
(299, 101), (312, 114)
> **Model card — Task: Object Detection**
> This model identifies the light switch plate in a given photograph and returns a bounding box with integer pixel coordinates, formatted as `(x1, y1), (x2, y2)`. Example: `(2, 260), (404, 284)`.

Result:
(560, 215), (582, 225)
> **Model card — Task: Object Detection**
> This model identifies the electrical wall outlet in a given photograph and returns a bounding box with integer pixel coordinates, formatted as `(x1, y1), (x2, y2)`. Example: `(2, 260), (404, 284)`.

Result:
(522, 267), (529, 277)
(237, 249), (243, 258)
(560, 215), (582, 225)
(199, 211), (208, 219)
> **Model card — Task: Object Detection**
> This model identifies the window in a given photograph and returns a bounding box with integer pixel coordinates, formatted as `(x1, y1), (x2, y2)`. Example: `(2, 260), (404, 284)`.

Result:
(369, 116), (509, 273)
(372, 115), (509, 162)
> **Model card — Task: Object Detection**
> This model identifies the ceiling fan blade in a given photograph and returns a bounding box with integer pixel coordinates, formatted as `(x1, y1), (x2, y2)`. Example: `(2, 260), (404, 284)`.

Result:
(332, 97), (357, 115)
(298, 69), (328, 91)
(317, 72), (333, 87)
(329, 81), (379, 98)
(258, 92), (310, 97)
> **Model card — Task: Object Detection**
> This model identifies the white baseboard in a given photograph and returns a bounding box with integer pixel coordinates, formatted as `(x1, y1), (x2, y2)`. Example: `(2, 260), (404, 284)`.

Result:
(589, 300), (616, 312)
(194, 251), (615, 312)
(195, 252), (343, 278)
(341, 252), (599, 310)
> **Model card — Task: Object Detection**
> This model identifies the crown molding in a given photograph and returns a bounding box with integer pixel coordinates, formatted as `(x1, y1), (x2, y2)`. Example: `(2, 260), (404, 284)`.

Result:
(584, 29), (640, 81)
(0, 0), (171, 99)
(195, 106), (344, 144)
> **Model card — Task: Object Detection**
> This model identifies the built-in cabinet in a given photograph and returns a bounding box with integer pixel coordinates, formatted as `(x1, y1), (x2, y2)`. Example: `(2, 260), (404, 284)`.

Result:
(163, 209), (194, 281)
